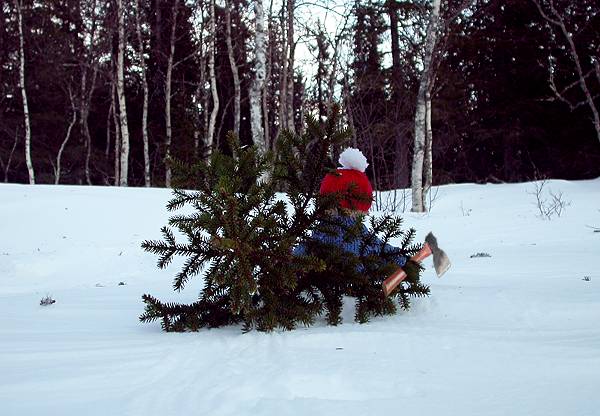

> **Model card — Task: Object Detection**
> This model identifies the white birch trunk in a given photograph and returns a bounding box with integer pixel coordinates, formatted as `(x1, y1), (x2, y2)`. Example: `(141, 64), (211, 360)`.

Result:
(285, 0), (295, 132)
(411, 101), (426, 212)
(250, 0), (267, 154)
(411, 0), (441, 213)
(112, 79), (121, 186)
(116, 0), (130, 186)
(206, 0), (219, 158)
(201, 59), (209, 155)
(263, 0), (275, 149)
(225, 0), (241, 137)
(55, 90), (77, 184)
(135, 0), (151, 187)
(423, 91), (433, 207)
(277, 3), (288, 134)
(117, 0), (129, 186)
(197, 20), (207, 157)
(15, 0), (34, 184)
(165, 0), (179, 187)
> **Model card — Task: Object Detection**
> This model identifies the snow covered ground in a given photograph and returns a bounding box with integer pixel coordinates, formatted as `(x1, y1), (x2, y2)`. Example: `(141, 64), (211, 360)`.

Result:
(1, 179), (599, 416)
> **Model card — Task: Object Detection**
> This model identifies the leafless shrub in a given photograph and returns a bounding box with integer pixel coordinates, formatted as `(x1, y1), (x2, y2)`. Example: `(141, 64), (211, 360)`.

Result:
(528, 179), (571, 220)
(460, 201), (472, 216)
(374, 188), (410, 214)
(426, 186), (440, 213)
(40, 295), (56, 306)
(470, 252), (491, 258)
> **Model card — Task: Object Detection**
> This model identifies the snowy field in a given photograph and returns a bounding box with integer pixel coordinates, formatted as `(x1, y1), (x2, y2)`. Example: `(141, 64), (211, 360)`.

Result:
(1, 179), (599, 416)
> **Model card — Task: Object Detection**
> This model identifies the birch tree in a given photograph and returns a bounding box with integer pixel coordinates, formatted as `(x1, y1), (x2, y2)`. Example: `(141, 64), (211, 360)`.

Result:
(263, 0), (275, 149)
(411, 0), (441, 212)
(206, 0), (219, 158)
(116, 0), (131, 186)
(14, 0), (34, 184)
(135, 0), (151, 187)
(165, 0), (180, 188)
(423, 91), (433, 199)
(225, 0), (241, 137)
(112, 74), (122, 185)
(285, 0), (295, 132)
(277, 2), (288, 137)
(386, 0), (402, 102)
(250, 0), (267, 154)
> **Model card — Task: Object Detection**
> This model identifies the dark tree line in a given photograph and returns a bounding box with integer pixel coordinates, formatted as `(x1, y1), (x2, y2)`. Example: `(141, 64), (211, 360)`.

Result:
(1, 0), (599, 190)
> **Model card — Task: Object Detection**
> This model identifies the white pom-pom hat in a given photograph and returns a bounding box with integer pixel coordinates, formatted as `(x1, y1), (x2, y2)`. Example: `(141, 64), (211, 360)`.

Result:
(319, 147), (373, 212)
(338, 147), (368, 172)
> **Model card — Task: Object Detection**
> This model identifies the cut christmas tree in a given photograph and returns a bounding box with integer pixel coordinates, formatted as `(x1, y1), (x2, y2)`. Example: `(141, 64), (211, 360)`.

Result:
(140, 106), (429, 332)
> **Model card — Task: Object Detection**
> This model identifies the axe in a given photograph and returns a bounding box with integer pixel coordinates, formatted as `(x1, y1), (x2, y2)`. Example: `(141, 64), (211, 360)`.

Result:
(382, 232), (450, 296)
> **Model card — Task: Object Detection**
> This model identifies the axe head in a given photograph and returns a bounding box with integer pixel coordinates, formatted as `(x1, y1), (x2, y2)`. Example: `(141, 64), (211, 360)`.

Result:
(425, 232), (451, 277)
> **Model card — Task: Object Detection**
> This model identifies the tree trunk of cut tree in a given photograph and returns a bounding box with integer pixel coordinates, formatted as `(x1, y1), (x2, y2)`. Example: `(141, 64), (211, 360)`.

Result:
(225, 0), (241, 137)
(411, 0), (441, 213)
(164, 0), (179, 188)
(116, 0), (130, 186)
(250, 0), (267, 155)
(15, 0), (34, 184)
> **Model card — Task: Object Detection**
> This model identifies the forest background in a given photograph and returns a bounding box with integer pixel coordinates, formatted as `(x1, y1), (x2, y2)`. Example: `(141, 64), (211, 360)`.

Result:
(1, 0), (599, 209)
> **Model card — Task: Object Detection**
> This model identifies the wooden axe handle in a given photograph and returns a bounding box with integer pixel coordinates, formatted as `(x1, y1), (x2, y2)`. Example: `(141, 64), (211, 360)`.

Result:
(411, 242), (432, 262)
(382, 268), (407, 296)
(382, 243), (432, 296)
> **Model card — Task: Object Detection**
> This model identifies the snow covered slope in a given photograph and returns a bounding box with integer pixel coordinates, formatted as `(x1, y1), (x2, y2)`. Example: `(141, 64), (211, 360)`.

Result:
(1, 180), (599, 416)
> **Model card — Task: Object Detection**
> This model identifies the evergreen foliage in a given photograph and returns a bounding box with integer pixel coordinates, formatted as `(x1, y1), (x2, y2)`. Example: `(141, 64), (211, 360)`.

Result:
(141, 107), (429, 332)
